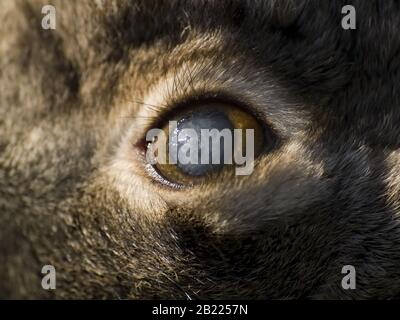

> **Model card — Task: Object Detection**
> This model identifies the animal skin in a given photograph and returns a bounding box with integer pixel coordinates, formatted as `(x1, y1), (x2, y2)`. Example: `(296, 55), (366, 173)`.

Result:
(1, 0), (400, 299)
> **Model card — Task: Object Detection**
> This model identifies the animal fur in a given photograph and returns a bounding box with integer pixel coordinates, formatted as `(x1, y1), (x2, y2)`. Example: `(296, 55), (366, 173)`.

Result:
(1, 0), (400, 299)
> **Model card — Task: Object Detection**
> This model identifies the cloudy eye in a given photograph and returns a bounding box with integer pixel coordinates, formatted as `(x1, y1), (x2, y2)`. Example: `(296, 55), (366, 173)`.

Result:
(145, 101), (269, 187)
(170, 109), (233, 176)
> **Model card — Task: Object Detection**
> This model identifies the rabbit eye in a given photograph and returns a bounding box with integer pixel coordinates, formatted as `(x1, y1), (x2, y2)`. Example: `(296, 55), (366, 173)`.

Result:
(145, 101), (268, 187)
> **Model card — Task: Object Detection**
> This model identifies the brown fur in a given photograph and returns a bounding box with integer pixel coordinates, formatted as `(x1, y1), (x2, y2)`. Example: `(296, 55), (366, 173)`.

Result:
(1, 0), (400, 299)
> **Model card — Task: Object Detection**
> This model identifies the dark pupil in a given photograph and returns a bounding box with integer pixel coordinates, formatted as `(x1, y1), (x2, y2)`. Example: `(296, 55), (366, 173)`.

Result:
(169, 110), (234, 176)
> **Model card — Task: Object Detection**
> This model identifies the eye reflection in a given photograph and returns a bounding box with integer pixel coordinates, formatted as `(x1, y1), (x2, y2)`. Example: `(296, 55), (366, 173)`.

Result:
(170, 109), (234, 176)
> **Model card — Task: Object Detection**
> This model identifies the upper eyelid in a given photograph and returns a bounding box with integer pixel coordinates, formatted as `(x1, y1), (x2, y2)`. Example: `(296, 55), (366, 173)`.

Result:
(143, 91), (263, 131)
(126, 61), (307, 143)
(128, 66), (262, 131)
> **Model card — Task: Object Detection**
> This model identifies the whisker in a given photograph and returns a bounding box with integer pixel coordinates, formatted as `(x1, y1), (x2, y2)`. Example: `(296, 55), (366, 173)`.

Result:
(119, 115), (154, 119)
(129, 99), (167, 111)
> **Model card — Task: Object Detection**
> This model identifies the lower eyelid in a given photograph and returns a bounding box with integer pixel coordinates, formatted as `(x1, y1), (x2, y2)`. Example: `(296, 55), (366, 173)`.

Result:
(145, 163), (187, 190)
